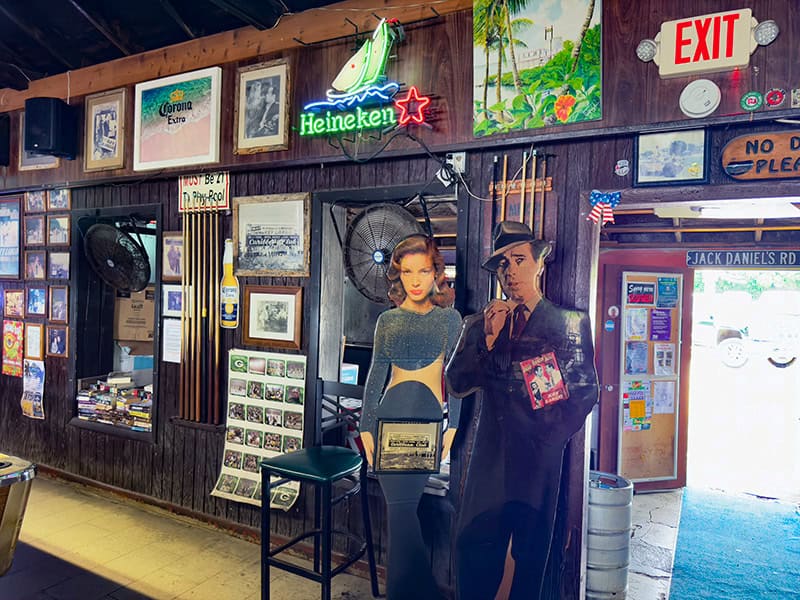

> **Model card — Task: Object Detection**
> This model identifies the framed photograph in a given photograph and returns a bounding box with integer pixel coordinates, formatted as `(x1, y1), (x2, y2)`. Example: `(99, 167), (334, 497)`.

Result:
(25, 323), (45, 360)
(26, 287), (46, 317)
(0, 197), (21, 279)
(243, 285), (302, 350)
(47, 215), (71, 246)
(233, 193), (310, 276)
(46, 325), (68, 358)
(634, 129), (710, 187)
(133, 66), (222, 171)
(24, 251), (46, 280)
(162, 284), (182, 317)
(47, 189), (71, 211)
(4, 289), (24, 317)
(24, 215), (45, 246)
(162, 231), (183, 282)
(234, 58), (290, 154)
(48, 252), (70, 280)
(84, 88), (126, 172)
(19, 113), (60, 172)
(24, 191), (46, 213)
(374, 419), (443, 474)
(48, 286), (68, 323)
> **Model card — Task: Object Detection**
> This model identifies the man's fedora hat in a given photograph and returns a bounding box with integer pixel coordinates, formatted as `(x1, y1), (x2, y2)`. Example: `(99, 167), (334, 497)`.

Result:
(482, 221), (552, 272)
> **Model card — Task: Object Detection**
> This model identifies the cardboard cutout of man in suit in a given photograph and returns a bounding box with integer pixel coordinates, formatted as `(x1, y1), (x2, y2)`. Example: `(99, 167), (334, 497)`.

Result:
(445, 221), (599, 600)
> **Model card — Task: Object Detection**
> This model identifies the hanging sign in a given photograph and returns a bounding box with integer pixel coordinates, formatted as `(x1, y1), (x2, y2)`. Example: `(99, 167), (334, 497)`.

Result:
(299, 18), (431, 137)
(178, 171), (230, 212)
(721, 132), (800, 180)
(654, 9), (756, 78)
(687, 250), (800, 268)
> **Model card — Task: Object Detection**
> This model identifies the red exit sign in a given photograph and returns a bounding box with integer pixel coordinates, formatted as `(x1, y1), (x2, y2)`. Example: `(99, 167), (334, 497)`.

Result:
(656, 9), (755, 78)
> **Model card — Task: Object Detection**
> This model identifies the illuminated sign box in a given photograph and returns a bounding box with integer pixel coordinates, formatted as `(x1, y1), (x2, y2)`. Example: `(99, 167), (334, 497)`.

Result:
(656, 9), (754, 78)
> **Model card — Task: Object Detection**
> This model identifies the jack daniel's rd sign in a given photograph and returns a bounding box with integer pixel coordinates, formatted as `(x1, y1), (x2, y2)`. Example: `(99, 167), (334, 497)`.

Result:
(721, 131), (800, 180)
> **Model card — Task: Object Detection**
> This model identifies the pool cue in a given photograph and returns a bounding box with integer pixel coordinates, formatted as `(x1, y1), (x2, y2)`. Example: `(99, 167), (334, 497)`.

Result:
(537, 154), (548, 240)
(199, 210), (208, 422)
(191, 208), (199, 420)
(180, 210), (188, 418)
(212, 209), (221, 424)
(519, 151), (527, 223)
(500, 154), (509, 222)
(528, 150), (538, 231)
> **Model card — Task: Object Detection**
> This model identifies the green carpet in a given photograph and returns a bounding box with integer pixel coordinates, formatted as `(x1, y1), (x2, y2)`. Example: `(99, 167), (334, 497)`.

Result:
(670, 487), (800, 599)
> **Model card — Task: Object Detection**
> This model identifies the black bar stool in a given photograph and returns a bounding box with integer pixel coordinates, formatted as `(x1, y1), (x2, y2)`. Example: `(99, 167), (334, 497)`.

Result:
(260, 379), (380, 600)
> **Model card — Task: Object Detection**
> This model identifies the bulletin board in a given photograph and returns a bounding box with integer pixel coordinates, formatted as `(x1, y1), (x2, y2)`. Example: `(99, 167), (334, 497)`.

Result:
(617, 272), (682, 482)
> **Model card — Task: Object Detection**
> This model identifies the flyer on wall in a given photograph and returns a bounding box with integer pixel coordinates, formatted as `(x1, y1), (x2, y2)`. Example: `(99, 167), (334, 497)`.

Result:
(622, 380), (652, 431)
(2, 319), (24, 377)
(211, 348), (306, 510)
(21, 359), (45, 419)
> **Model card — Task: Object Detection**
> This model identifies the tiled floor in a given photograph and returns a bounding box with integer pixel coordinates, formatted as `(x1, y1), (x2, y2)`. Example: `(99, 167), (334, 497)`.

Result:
(3, 476), (678, 599)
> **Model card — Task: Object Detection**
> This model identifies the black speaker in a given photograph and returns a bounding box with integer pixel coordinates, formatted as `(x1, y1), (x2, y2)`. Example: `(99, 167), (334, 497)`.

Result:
(0, 114), (9, 167)
(24, 97), (77, 159)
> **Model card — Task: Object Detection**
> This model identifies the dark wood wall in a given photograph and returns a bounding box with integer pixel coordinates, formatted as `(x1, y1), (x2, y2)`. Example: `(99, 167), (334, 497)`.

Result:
(1, 1), (800, 597)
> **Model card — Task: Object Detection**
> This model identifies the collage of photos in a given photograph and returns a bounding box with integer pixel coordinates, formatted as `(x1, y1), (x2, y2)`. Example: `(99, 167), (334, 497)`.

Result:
(212, 348), (306, 509)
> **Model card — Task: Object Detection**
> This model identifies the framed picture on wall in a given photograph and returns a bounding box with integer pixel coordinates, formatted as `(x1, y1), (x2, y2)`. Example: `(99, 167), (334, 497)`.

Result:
(25, 323), (45, 361)
(162, 231), (183, 282)
(0, 197), (21, 279)
(84, 88), (126, 172)
(48, 252), (70, 279)
(234, 58), (290, 155)
(242, 285), (302, 350)
(47, 188), (71, 211)
(24, 215), (45, 246)
(47, 215), (71, 246)
(46, 325), (68, 358)
(133, 67), (222, 171)
(26, 287), (46, 317)
(233, 193), (310, 277)
(162, 284), (182, 317)
(24, 191), (45, 213)
(48, 286), (68, 323)
(19, 113), (60, 172)
(3, 289), (24, 317)
(633, 129), (710, 187)
(24, 251), (46, 280)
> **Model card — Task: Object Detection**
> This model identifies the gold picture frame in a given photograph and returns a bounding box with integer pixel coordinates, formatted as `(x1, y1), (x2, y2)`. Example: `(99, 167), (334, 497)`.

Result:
(25, 322), (45, 360)
(374, 419), (443, 474)
(233, 193), (310, 277)
(84, 88), (126, 172)
(234, 58), (290, 155)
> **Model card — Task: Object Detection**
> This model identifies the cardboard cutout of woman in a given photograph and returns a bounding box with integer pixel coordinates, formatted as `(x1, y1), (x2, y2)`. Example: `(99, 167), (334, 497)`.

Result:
(360, 234), (462, 600)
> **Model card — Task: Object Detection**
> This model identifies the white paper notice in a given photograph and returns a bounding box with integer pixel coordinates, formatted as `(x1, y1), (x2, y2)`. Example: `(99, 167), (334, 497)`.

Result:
(162, 318), (182, 363)
(653, 380), (675, 414)
(625, 307), (648, 340)
(653, 343), (675, 376)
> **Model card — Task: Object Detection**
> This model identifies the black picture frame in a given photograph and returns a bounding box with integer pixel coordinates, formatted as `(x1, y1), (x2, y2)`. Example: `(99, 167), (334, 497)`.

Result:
(374, 418), (442, 474)
(633, 129), (710, 187)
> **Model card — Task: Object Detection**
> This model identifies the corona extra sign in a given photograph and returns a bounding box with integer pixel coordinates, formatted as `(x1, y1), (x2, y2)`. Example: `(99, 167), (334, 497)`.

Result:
(299, 19), (431, 137)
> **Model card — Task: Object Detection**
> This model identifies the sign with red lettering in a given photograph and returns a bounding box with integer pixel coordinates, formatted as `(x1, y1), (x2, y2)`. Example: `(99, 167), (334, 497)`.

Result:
(655, 9), (754, 78)
(721, 131), (800, 180)
(626, 283), (655, 305)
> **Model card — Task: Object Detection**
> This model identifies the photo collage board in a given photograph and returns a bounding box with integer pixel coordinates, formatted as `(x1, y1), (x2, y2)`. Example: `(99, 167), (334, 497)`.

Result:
(211, 348), (306, 509)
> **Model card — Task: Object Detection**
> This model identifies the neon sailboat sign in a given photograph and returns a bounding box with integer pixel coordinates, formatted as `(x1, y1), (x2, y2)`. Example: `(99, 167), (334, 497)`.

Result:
(299, 18), (431, 136)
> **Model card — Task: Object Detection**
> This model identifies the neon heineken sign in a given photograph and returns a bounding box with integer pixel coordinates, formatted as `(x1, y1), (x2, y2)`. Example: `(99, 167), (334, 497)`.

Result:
(299, 18), (431, 136)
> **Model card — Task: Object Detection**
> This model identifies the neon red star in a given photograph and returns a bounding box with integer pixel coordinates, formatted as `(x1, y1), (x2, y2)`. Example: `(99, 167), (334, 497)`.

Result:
(394, 86), (430, 125)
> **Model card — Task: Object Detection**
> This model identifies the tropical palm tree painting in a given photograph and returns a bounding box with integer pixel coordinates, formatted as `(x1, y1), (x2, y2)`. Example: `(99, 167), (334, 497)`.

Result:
(473, 0), (602, 137)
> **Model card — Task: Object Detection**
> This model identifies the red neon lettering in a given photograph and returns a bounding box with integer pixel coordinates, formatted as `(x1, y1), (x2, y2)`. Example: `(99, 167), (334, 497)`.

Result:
(712, 15), (721, 59)
(722, 13), (740, 58)
(692, 18), (711, 62)
(675, 21), (692, 64)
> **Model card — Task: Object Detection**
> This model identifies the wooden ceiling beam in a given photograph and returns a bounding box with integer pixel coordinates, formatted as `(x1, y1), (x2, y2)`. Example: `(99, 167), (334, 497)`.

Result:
(157, 0), (198, 39)
(607, 224), (800, 234)
(67, 0), (136, 56)
(0, 0), (470, 112)
(0, 4), (78, 70)
(207, 0), (278, 30)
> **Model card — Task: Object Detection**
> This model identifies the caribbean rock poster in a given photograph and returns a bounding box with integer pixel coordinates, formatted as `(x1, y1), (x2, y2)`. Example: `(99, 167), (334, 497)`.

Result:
(2, 319), (23, 377)
(473, 0), (602, 136)
(133, 67), (221, 171)
(212, 348), (306, 509)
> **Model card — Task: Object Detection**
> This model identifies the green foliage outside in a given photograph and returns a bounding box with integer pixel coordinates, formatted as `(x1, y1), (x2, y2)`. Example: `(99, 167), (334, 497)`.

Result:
(694, 270), (800, 299)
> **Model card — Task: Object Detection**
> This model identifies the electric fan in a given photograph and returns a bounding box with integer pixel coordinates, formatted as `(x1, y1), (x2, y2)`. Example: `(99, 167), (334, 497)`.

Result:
(343, 203), (425, 304)
(83, 223), (151, 292)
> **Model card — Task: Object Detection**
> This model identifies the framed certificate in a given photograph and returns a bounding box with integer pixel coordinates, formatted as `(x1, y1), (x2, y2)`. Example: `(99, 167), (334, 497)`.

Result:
(374, 419), (442, 474)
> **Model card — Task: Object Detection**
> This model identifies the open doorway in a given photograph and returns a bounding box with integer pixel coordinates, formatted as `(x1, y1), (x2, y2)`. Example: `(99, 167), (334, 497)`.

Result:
(688, 269), (800, 501)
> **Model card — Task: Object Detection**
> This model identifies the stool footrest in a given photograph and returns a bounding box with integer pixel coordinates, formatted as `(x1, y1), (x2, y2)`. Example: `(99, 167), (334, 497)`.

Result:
(268, 541), (367, 578)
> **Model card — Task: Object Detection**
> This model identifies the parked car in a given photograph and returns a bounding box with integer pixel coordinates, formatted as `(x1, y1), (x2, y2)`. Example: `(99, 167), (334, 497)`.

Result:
(692, 292), (751, 368)
(746, 290), (800, 368)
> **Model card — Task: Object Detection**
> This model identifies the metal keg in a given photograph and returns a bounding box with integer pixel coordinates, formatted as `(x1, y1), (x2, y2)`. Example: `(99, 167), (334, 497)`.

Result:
(0, 454), (36, 576)
(586, 471), (633, 599)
